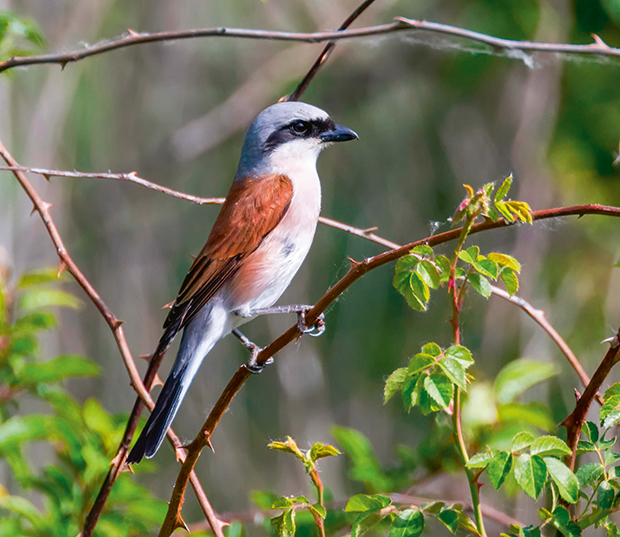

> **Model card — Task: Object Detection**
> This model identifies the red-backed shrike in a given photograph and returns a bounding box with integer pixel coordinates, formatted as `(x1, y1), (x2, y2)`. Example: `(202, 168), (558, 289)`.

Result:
(128, 102), (357, 462)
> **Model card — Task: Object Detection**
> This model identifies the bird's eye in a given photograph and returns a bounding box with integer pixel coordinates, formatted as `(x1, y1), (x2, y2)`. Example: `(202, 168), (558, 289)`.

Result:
(290, 121), (311, 135)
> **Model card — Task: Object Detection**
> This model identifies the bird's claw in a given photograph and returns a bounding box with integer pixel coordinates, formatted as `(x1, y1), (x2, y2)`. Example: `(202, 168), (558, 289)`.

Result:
(297, 310), (326, 337)
(245, 352), (273, 374)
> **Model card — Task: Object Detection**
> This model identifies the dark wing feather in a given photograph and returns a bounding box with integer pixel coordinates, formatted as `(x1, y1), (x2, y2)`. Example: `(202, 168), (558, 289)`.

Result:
(156, 173), (294, 353)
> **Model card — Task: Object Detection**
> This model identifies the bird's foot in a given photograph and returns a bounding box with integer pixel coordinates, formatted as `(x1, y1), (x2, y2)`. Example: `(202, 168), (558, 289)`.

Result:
(233, 329), (272, 374)
(297, 309), (325, 337)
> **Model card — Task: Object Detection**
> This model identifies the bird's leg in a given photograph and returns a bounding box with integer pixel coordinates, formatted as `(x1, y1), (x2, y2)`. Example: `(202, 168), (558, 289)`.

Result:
(232, 328), (272, 374)
(239, 304), (325, 337)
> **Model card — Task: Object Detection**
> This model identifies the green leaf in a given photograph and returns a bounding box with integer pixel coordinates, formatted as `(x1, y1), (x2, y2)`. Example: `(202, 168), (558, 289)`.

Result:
(511, 432), (536, 453)
(408, 353), (436, 375)
(473, 258), (499, 280)
(576, 440), (596, 455)
(272, 497), (294, 509)
(402, 374), (424, 411)
(575, 462), (604, 488)
(548, 506), (581, 537)
(544, 457), (578, 503)
(384, 368), (408, 403)
(417, 261), (441, 289)
(583, 421), (599, 443)
(488, 253), (521, 273)
(514, 454), (547, 499)
(332, 427), (391, 491)
(421, 343), (442, 357)
(0, 414), (59, 450)
(530, 436), (571, 458)
(19, 288), (82, 311)
(268, 436), (304, 459)
(309, 443), (340, 461)
(436, 255), (451, 281)
(389, 509), (424, 537)
(506, 201), (533, 224)
(494, 175), (513, 202)
(346, 494), (391, 513)
(487, 450), (513, 489)
(467, 452), (491, 469)
(456, 512), (480, 535)
(411, 245), (434, 257)
(17, 355), (99, 385)
(444, 345), (473, 365)
(271, 508), (295, 537)
(353, 510), (390, 537)
(468, 273), (492, 298)
(438, 357), (467, 389)
(0, 496), (46, 531)
(601, 391), (620, 428)
(494, 359), (557, 404)
(500, 269), (519, 295)
(597, 480), (615, 509)
(437, 509), (459, 534)
(17, 268), (65, 288)
(395, 255), (419, 274)
(423, 373), (452, 410)
(410, 272), (430, 304)
(310, 503), (326, 519)
(458, 246), (480, 265)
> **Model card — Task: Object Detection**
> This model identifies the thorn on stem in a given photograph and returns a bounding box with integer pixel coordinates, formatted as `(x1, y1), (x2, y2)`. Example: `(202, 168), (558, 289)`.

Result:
(592, 34), (610, 49)
(138, 353), (151, 361)
(348, 257), (361, 268)
(207, 437), (215, 454)
(574, 388), (581, 401)
(152, 373), (164, 388)
(601, 334), (620, 348)
(57, 260), (67, 276)
(111, 318), (124, 329)
(173, 514), (189, 532)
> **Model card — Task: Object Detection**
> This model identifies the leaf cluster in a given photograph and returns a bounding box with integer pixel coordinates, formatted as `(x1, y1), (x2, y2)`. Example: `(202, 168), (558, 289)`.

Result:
(0, 268), (166, 536)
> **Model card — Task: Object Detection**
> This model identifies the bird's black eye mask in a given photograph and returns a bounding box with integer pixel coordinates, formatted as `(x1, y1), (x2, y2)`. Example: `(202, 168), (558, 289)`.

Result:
(265, 118), (337, 150)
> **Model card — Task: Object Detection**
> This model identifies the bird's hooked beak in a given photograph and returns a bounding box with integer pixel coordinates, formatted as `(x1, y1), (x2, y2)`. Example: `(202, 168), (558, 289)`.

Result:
(320, 124), (359, 143)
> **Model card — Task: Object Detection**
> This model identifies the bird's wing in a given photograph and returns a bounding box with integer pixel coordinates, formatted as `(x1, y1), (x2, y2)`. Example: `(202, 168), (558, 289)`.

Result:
(158, 173), (294, 350)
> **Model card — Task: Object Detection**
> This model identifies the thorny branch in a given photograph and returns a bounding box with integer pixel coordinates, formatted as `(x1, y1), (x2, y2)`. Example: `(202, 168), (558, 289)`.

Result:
(158, 204), (620, 534)
(562, 329), (620, 472)
(1, 17), (620, 74)
(0, 144), (224, 537)
(0, 166), (395, 245)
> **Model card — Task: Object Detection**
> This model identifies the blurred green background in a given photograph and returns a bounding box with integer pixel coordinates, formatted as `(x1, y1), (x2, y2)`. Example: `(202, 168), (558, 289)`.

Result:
(1, 0), (620, 532)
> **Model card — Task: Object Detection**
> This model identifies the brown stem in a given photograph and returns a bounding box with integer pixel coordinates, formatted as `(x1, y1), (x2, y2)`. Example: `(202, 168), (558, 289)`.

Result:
(2, 19), (619, 74)
(286, 0), (377, 102)
(157, 204), (620, 534)
(0, 142), (223, 537)
(562, 329), (620, 471)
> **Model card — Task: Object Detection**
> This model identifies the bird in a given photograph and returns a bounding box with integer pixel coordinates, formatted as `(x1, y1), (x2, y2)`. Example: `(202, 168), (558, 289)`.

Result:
(127, 102), (358, 463)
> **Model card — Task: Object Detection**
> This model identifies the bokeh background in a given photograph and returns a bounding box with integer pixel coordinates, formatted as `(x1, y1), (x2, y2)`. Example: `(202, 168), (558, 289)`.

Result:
(1, 0), (620, 532)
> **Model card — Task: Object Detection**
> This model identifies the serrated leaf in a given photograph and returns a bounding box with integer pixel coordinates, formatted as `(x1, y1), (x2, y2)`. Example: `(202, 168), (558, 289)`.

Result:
(411, 245), (434, 257)
(439, 357), (467, 389)
(473, 258), (499, 280)
(456, 512), (480, 535)
(511, 432), (536, 453)
(597, 480), (614, 509)
(544, 457), (578, 503)
(494, 175), (513, 202)
(601, 392), (620, 428)
(494, 359), (557, 404)
(395, 255), (419, 274)
(410, 272), (430, 303)
(421, 342), (442, 357)
(548, 506), (581, 537)
(467, 452), (491, 469)
(389, 509), (424, 537)
(436, 255), (451, 280)
(353, 510), (390, 537)
(423, 373), (452, 410)
(437, 508), (459, 534)
(500, 268), (519, 295)
(417, 261), (441, 289)
(309, 442), (340, 461)
(575, 463), (604, 488)
(488, 253), (521, 273)
(468, 273), (492, 298)
(408, 353), (436, 375)
(487, 450), (513, 489)
(458, 246), (480, 265)
(310, 503), (326, 519)
(583, 421), (599, 443)
(514, 454), (547, 499)
(272, 497), (295, 509)
(402, 374), (424, 411)
(576, 440), (596, 455)
(495, 201), (516, 222)
(346, 494), (391, 513)
(506, 201), (533, 224)
(530, 436), (571, 457)
(421, 501), (445, 514)
(271, 508), (295, 537)
(384, 368), (408, 403)
(444, 345), (473, 365)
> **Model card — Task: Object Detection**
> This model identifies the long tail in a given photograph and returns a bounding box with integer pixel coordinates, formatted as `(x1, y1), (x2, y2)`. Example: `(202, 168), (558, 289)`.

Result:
(127, 303), (229, 463)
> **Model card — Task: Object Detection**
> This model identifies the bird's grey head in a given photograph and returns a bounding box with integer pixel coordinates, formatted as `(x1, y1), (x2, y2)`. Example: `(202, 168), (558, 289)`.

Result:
(235, 102), (358, 179)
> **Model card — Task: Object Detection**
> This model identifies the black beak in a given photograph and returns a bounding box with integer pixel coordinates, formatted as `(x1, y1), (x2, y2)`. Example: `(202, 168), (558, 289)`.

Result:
(320, 124), (359, 143)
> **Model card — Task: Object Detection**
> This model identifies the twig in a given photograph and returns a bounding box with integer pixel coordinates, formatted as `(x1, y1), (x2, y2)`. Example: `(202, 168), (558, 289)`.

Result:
(286, 0), (377, 102)
(562, 329), (620, 471)
(490, 285), (603, 406)
(2, 18), (620, 74)
(0, 166), (394, 246)
(158, 204), (620, 535)
(0, 145), (224, 537)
